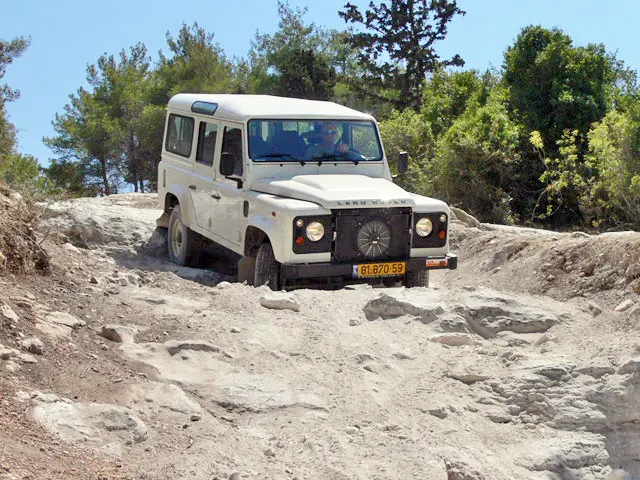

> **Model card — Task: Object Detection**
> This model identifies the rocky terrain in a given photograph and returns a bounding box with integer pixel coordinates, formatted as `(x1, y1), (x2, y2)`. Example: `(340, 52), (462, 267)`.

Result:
(1, 192), (640, 480)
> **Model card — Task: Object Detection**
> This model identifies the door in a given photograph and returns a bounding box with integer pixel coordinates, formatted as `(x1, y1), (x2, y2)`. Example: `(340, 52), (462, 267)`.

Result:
(190, 120), (219, 231)
(212, 122), (246, 246)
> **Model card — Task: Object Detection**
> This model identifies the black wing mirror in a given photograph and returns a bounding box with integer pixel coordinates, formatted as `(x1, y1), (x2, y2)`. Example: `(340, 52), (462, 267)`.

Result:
(396, 151), (408, 174)
(220, 152), (236, 176)
(220, 152), (244, 188)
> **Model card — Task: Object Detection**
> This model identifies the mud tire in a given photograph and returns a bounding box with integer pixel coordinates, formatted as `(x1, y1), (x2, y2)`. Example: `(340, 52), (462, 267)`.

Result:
(168, 204), (201, 266)
(254, 242), (281, 290)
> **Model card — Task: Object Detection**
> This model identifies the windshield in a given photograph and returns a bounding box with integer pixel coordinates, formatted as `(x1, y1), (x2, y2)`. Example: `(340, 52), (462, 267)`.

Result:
(248, 119), (383, 162)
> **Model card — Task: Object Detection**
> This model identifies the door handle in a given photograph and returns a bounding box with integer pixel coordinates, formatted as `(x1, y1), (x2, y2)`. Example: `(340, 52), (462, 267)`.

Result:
(211, 192), (222, 200)
(188, 184), (196, 190)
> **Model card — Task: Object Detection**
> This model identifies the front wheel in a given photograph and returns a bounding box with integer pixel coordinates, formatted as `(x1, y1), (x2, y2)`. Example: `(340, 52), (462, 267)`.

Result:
(168, 204), (201, 266)
(254, 242), (281, 290)
(405, 270), (430, 288)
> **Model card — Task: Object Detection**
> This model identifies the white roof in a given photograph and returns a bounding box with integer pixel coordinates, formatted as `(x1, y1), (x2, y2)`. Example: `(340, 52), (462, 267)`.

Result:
(168, 94), (375, 122)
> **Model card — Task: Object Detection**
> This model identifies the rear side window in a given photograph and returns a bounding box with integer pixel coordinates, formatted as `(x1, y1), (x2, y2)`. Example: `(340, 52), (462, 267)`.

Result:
(196, 122), (218, 166)
(165, 114), (194, 158)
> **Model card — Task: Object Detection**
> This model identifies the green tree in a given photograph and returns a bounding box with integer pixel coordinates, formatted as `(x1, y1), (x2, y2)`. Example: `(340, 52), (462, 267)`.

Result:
(503, 26), (618, 225)
(46, 44), (164, 195)
(585, 109), (640, 228)
(43, 159), (89, 197)
(155, 22), (237, 99)
(46, 89), (120, 195)
(89, 44), (158, 192)
(431, 97), (520, 223)
(0, 36), (30, 163)
(378, 108), (434, 194)
(534, 129), (588, 224)
(339, 0), (465, 109)
(0, 105), (16, 161)
(0, 36), (30, 103)
(248, 2), (338, 100)
(504, 26), (614, 154)
(421, 68), (496, 136)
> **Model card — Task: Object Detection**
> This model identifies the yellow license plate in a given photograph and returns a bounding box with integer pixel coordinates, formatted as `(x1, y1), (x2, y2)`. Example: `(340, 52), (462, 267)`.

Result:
(354, 261), (406, 278)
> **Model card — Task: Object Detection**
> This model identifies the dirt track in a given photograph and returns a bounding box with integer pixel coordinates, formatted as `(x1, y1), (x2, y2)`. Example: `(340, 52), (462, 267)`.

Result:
(1, 193), (640, 480)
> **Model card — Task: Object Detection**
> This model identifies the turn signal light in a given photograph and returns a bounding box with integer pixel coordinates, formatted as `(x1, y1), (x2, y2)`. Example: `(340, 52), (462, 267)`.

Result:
(438, 230), (446, 240)
(295, 236), (305, 245)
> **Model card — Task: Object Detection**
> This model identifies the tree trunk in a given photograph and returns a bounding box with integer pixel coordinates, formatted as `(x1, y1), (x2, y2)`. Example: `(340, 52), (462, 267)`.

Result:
(128, 135), (139, 193)
(100, 156), (110, 195)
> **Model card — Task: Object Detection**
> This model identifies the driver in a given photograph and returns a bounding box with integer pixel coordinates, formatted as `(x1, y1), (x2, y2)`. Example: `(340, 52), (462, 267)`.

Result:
(305, 123), (349, 159)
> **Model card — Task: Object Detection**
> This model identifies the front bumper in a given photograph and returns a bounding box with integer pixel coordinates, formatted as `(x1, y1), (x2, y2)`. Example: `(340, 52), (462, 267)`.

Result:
(281, 253), (457, 281)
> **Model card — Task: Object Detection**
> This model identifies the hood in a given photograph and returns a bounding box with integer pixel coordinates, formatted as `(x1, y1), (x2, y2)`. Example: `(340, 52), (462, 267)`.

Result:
(251, 174), (416, 209)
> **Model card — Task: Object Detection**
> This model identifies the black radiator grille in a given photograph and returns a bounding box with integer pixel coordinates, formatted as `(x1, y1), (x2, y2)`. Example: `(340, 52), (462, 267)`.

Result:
(332, 207), (412, 263)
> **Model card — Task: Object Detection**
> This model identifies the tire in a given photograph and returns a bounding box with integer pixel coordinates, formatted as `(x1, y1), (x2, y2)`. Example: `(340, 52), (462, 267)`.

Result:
(405, 270), (430, 288)
(254, 242), (281, 290)
(167, 204), (201, 266)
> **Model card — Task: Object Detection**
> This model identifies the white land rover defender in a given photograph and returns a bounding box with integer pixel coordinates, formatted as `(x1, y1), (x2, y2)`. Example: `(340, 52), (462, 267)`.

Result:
(157, 94), (457, 289)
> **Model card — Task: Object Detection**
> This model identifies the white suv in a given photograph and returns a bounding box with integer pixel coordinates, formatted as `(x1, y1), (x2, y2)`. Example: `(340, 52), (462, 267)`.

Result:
(157, 94), (457, 289)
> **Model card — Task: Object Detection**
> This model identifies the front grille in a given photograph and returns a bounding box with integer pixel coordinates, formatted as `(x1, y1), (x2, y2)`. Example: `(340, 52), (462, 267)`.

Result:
(332, 208), (411, 263)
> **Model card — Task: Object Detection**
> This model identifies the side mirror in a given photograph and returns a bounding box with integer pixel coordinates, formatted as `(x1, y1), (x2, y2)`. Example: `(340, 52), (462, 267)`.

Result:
(397, 151), (409, 174)
(220, 152), (235, 176)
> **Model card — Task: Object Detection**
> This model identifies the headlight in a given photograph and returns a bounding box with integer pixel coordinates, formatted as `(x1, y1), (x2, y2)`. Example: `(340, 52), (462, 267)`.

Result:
(415, 217), (433, 237)
(306, 222), (325, 242)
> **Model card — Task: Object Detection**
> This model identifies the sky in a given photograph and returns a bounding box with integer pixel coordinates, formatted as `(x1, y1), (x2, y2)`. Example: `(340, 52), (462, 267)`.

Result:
(2, 0), (639, 166)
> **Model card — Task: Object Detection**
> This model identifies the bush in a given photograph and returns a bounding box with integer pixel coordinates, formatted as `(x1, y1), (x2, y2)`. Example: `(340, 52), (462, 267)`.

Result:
(586, 110), (640, 228)
(430, 100), (520, 223)
(378, 109), (434, 195)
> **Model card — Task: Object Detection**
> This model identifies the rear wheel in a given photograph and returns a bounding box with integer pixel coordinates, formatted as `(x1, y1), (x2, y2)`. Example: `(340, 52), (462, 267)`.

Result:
(254, 242), (281, 290)
(168, 204), (201, 266)
(405, 270), (430, 288)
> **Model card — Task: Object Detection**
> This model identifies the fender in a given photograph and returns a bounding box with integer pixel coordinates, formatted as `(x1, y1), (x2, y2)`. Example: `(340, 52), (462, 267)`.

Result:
(246, 213), (286, 263)
(165, 184), (196, 229)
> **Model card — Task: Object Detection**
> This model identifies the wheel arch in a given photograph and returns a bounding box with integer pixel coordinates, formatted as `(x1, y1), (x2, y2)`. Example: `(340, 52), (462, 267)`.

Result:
(162, 186), (195, 228)
(244, 214), (284, 263)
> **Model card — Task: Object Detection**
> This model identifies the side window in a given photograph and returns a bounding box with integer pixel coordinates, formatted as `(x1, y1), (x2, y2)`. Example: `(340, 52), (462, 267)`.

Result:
(165, 114), (194, 158)
(221, 126), (243, 176)
(196, 121), (218, 166)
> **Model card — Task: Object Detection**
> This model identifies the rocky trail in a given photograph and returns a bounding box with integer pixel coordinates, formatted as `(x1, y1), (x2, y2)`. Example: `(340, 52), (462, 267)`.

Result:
(2, 193), (640, 479)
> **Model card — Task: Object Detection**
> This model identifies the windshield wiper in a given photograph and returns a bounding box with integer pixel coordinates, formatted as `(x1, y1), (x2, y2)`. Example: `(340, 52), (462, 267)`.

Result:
(313, 153), (360, 165)
(256, 153), (307, 166)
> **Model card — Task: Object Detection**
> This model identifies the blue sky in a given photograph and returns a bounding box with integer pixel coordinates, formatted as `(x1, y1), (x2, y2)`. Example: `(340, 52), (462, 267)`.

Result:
(2, 0), (639, 165)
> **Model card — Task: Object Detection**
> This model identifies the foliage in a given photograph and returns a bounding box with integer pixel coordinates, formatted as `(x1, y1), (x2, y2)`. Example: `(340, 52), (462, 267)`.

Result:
(421, 69), (496, 136)
(0, 152), (38, 186)
(535, 129), (588, 224)
(0, 104), (16, 160)
(502, 25), (618, 224)
(248, 2), (340, 100)
(45, 87), (121, 195)
(585, 110), (640, 228)
(340, 0), (465, 109)
(431, 98), (520, 223)
(4, 12), (640, 234)
(89, 44), (160, 192)
(0, 36), (30, 164)
(378, 108), (434, 194)
(43, 159), (90, 197)
(504, 26), (615, 153)
(0, 36), (30, 103)
(155, 22), (237, 99)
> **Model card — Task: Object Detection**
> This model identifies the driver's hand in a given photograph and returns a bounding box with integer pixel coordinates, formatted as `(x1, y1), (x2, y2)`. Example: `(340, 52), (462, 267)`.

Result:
(336, 143), (349, 153)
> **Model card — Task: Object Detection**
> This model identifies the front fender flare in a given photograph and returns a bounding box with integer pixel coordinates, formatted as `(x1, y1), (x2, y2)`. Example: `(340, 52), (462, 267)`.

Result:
(246, 214), (287, 263)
